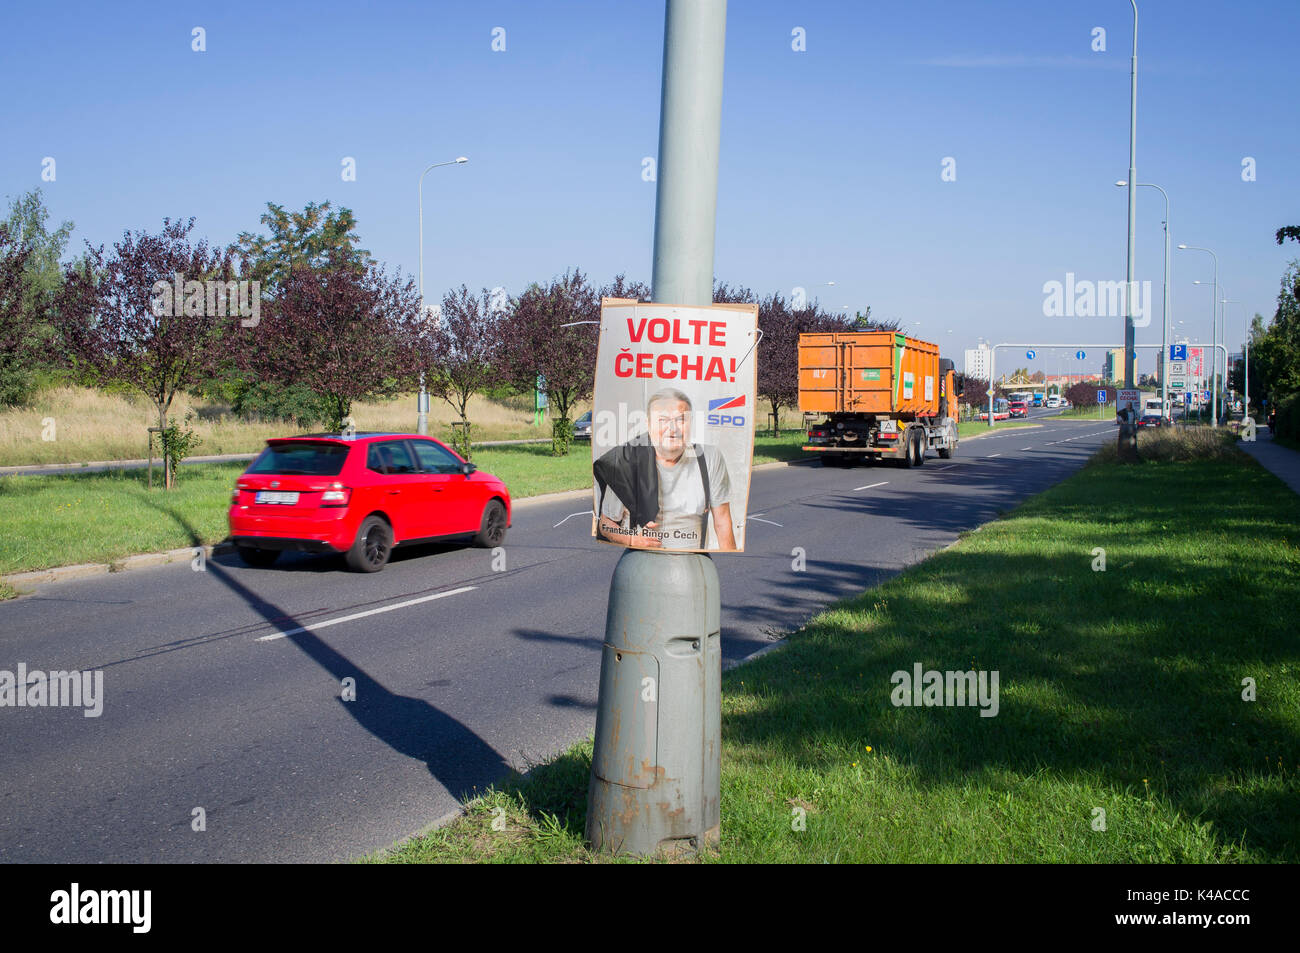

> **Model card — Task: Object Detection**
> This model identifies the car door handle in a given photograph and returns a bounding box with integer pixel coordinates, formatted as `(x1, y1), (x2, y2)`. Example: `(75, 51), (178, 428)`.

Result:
(388, 489), (401, 495)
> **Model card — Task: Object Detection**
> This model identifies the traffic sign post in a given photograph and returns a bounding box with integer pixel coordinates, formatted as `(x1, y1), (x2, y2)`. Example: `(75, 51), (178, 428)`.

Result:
(1098, 389), (1107, 420)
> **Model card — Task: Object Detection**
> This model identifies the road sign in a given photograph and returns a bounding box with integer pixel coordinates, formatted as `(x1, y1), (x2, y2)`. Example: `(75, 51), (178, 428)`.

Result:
(1026, 349), (1036, 360)
(1098, 390), (1107, 404)
(1168, 361), (1186, 376)
(1203, 390), (1211, 402)
(1170, 343), (1187, 361)
(1170, 380), (1186, 390)
(1075, 350), (1086, 360)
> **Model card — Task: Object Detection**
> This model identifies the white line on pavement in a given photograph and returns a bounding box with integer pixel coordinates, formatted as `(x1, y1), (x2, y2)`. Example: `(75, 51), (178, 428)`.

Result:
(257, 587), (478, 642)
(987, 453), (1001, 458)
(1021, 446), (1032, 451)
(933, 465), (956, 471)
(748, 514), (783, 527)
(552, 511), (591, 528)
(853, 481), (889, 491)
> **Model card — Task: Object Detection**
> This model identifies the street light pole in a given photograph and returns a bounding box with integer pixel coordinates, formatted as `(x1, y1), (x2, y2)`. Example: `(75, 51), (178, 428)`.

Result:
(1123, 0), (1139, 393)
(587, 0), (728, 858)
(1116, 180), (1170, 418)
(1180, 245), (1219, 425)
(1115, 0), (1139, 456)
(416, 156), (469, 434)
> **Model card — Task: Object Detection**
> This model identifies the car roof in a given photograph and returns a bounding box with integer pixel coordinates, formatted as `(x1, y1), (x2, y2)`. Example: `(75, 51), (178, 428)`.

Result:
(265, 432), (448, 446)
(270, 432), (423, 441)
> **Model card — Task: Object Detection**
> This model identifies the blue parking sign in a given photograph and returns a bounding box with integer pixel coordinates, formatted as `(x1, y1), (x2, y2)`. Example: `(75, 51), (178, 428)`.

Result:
(1170, 343), (1187, 361)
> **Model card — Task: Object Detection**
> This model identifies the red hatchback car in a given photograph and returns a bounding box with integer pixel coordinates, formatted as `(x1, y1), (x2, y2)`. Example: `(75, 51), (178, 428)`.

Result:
(227, 433), (511, 572)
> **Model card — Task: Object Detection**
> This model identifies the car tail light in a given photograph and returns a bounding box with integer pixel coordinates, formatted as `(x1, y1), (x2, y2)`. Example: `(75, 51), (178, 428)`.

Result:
(321, 484), (352, 506)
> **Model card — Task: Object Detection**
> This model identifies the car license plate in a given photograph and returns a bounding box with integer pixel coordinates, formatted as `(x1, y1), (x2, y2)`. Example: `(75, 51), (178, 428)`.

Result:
(256, 491), (299, 505)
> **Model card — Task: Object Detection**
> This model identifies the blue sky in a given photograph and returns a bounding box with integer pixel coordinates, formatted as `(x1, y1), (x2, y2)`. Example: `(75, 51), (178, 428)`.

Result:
(3, 0), (1296, 378)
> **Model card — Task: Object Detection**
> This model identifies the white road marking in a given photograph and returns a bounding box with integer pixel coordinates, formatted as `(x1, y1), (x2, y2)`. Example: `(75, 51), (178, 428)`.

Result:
(933, 465), (956, 471)
(987, 453), (1001, 458)
(1020, 446), (1033, 451)
(552, 511), (591, 528)
(748, 514), (783, 527)
(257, 587), (478, 642)
(853, 481), (889, 491)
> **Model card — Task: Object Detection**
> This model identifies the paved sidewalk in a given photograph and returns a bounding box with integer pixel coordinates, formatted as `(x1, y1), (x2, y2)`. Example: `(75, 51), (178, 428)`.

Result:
(1238, 431), (1300, 496)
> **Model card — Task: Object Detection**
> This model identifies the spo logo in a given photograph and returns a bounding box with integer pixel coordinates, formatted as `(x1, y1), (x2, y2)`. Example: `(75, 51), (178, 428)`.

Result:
(707, 395), (746, 427)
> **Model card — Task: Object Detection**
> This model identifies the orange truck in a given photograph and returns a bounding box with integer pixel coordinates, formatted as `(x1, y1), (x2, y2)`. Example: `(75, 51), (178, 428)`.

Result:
(799, 331), (959, 466)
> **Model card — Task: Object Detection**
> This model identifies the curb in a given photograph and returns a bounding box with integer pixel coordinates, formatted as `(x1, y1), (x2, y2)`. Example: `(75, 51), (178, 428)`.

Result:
(3, 543), (235, 593)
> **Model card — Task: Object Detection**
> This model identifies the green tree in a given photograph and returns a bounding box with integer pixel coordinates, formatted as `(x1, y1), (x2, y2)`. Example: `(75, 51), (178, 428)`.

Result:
(0, 189), (74, 404)
(234, 201), (371, 299)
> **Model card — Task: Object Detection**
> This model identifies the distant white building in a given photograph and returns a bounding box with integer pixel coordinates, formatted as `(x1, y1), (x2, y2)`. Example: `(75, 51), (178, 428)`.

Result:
(964, 346), (991, 382)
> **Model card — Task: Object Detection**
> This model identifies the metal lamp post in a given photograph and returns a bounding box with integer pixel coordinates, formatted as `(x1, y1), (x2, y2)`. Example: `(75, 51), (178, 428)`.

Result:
(586, 0), (727, 858)
(1180, 245), (1219, 425)
(1116, 180), (1170, 418)
(1117, 0), (1140, 457)
(416, 156), (469, 434)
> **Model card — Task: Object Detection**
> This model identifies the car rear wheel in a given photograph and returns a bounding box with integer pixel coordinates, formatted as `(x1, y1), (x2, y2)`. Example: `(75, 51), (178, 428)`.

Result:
(346, 515), (392, 572)
(473, 499), (508, 548)
(237, 546), (280, 568)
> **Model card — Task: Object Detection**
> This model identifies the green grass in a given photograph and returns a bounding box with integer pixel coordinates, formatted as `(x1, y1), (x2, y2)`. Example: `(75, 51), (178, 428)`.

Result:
(957, 419), (1039, 438)
(377, 434), (1300, 863)
(1052, 406), (1117, 420)
(0, 463), (247, 575)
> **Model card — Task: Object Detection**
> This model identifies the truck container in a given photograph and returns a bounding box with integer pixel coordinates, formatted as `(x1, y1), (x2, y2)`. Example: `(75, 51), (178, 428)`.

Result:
(799, 330), (958, 466)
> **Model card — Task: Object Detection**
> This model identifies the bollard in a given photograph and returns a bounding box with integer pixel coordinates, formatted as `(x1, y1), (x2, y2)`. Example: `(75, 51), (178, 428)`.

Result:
(586, 548), (721, 856)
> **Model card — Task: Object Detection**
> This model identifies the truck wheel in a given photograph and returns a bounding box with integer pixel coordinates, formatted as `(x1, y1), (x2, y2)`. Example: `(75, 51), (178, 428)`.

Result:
(915, 431), (926, 466)
(938, 427), (956, 459)
(904, 432), (919, 468)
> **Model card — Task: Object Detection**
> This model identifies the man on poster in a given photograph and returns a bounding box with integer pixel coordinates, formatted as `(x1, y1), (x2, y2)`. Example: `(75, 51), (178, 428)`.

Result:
(594, 387), (735, 551)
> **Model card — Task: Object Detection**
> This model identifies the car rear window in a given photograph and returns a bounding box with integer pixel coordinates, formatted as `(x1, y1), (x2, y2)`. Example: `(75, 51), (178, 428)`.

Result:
(248, 441), (350, 476)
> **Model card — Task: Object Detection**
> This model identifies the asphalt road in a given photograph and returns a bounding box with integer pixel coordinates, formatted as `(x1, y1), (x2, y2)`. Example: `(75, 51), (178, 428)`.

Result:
(0, 410), (1114, 862)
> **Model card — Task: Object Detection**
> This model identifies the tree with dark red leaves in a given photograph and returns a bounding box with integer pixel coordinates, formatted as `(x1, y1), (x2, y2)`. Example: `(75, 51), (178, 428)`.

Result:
(1065, 381), (1112, 408)
(54, 218), (235, 487)
(496, 269), (601, 455)
(249, 260), (422, 435)
(412, 284), (504, 459)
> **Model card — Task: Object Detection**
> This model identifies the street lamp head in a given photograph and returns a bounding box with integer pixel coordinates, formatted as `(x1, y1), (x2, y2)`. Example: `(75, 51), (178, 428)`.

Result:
(1115, 180), (1128, 187)
(455, 156), (469, 163)
(1177, 244), (1189, 249)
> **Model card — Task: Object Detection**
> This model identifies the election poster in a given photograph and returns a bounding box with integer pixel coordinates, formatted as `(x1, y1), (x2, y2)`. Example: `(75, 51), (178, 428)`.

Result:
(591, 297), (759, 553)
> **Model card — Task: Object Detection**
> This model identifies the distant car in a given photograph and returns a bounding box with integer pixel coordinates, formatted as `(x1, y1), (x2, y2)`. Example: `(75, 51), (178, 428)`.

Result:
(1045, 396), (1063, 409)
(1008, 400), (1029, 419)
(573, 411), (593, 441)
(1137, 413), (1165, 428)
(227, 433), (511, 572)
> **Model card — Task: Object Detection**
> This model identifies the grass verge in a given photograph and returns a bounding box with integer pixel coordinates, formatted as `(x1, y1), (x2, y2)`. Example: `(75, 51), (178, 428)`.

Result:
(378, 432), (1300, 863)
(957, 419), (1039, 438)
